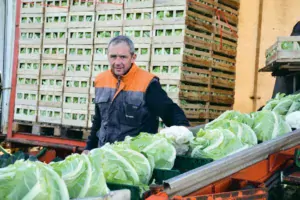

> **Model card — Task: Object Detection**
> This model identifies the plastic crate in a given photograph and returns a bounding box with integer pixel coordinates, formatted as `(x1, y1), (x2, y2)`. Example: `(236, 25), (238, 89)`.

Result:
(64, 77), (90, 93)
(136, 61), (150, 72)
(62, 109), (88, 127)
(68, 28), (94, 45)
(151, 168), (180, 185)
(154, 6), (185, 25)
(63, 93), (89, 110)
(123, 26), (152, 44)
(152, 24), (185, 44)
(45, 0), (69, 13)
(124, 8), (153, 27)
(155, 0), (187, 7)
(40, 76), (64, 92)
(42, 44), (66, 60)
(44, 12), (68, 29)
(67, 44), (93, 61)
(151, 43), (184, 62)
(21, 0), (44, 14)
(17, 59), (40, 75)
(88, 109), (95, 128)
(94, 27), (122, 44)
(19, 29), (42, 45)
(92, 61), (110, 77)
(68, 12), (95, 28)
(16, 74), (39, 91)
(160, 79), (180, 99)
(19, 44), (41, 60)
(39, 90), (63, 108)
(95, 10), (123, 27)
(124, 0), (153, 9)
(38, 106), (62, 124)
(174, 155), (213, 173)
(15, 89), (38, 106)
(93, 44), (108, 61)
(150, 61), (181, 80)
(95, 0), (123, 11)
(70, 0), (96, 12)
(66, 60), (91, 77)
(20, 14), (43, 29)
(14, 105), (37, 122)
(43, 28), (67, 45)
(106, 183), (140, 200)
(41, 60), (65, 76)
(134, 44), (151, 62)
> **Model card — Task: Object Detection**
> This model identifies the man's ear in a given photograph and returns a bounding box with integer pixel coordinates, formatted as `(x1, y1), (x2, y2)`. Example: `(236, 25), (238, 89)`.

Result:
(131, 53), (137, 63)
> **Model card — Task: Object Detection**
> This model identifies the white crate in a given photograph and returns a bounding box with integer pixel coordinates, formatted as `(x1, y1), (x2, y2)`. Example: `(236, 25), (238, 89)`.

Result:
(19, 44), (41, 60)
(66, 60), (92, 77)
(89, 93), (95, 110)
(41, 60), (65, 76)
(88, 109), (95, 128)
(152, 24), (185, 44)
(94, 27), (122, 44)
(62, 109), (88, 127)
(93, 44), (108, 61)
(21, 0), (44, 14)
(135, 44), (151, 62)
(17, 60), (40, 75)
(68, 12), (95, 28)
(67, 44), (93, 61)
(124, 8), (153, 26)
(151, 43), (184, 62)
(70, 0), (96, 11)
(44, 12), (68, 28)
(123, 26), (152, 44)
(45, 0), (69, 13)
(68, 28), (94, 44)
(125, 0), (153, 9)
(42, 44), (66, 60)
(19, 29), (42, 45)
(14, 105), (37, 122)
(154, 6), (186, 25)
(63, 93), (89, 110)
(39, 90), (63, 107)
(92, 61), (110, 77)
(64, 77), (90, 93)
(150, 61), (181, 79)
(43, 28), (67, 44)
(95, 0), (123, 10)
(160, 78), (180, 99)
(17, 74), (39, 91)
(136, 61), (150, 71)
(38, 107), (62, 124)
(20, 14), (43, 29)
(15, 90), (38, 106)
(95, 10), (123, 27)
(90, 77), (95, 94)
(40, 76), (64, 92)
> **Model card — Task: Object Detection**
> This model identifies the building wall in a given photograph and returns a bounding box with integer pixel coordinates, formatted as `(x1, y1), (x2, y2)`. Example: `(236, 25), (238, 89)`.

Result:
(234, 0), (300, 112)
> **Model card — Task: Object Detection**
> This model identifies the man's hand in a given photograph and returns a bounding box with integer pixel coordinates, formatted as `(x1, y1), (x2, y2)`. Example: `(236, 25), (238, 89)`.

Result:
(81, 150), (90, 155)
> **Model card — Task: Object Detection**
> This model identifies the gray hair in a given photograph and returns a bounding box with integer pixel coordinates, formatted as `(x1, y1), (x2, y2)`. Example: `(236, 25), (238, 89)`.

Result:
(108, 35), (135, 55)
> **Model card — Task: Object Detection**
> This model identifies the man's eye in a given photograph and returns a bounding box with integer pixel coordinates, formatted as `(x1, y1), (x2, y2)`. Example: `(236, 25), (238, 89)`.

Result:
(110, 55), (117, 58)
(121, 56), (126, 59)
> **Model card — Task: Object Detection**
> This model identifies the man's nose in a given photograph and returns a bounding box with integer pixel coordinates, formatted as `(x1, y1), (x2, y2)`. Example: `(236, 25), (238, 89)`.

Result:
(113, 56), (122, 65)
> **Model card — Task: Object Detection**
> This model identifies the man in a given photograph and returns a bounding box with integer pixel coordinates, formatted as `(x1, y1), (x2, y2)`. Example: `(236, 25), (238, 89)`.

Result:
(83, 36), (190, 153)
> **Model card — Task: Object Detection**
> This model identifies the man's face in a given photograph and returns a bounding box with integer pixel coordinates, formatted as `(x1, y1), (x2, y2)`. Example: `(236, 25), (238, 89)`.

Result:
(108, 42), (136, 76)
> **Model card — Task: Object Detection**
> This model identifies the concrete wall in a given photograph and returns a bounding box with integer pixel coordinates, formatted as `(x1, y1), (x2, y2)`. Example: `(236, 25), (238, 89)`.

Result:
(234, 0), (300, 112)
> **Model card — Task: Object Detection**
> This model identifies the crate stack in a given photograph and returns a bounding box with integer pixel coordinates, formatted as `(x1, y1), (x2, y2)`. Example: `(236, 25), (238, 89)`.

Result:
(15, 0), (44, 124)
(15, 0), (240, 137)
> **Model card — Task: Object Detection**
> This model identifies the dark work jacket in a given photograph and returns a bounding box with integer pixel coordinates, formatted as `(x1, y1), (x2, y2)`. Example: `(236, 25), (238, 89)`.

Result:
(85, 63), (190, 150)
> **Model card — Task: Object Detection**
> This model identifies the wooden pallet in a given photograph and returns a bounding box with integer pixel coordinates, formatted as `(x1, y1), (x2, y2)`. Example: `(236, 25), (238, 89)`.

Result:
(12, 121), (90, 140)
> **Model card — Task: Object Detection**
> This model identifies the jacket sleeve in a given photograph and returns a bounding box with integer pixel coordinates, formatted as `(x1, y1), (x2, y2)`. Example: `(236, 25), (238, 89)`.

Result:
(145, 78), (190, 127)
(84, 104), (100, 150)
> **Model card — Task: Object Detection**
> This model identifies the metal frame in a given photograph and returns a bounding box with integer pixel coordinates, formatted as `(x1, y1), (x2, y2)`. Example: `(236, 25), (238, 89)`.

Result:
(6, 0), (86, 151)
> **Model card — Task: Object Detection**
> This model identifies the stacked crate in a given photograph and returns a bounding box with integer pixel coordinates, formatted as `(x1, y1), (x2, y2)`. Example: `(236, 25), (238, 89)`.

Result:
(15, 0), (240, 136)
(15, 0), (44, 123)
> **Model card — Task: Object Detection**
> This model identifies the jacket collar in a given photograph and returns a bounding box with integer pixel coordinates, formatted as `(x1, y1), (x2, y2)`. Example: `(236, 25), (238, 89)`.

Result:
(110, 63), (138, 83)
